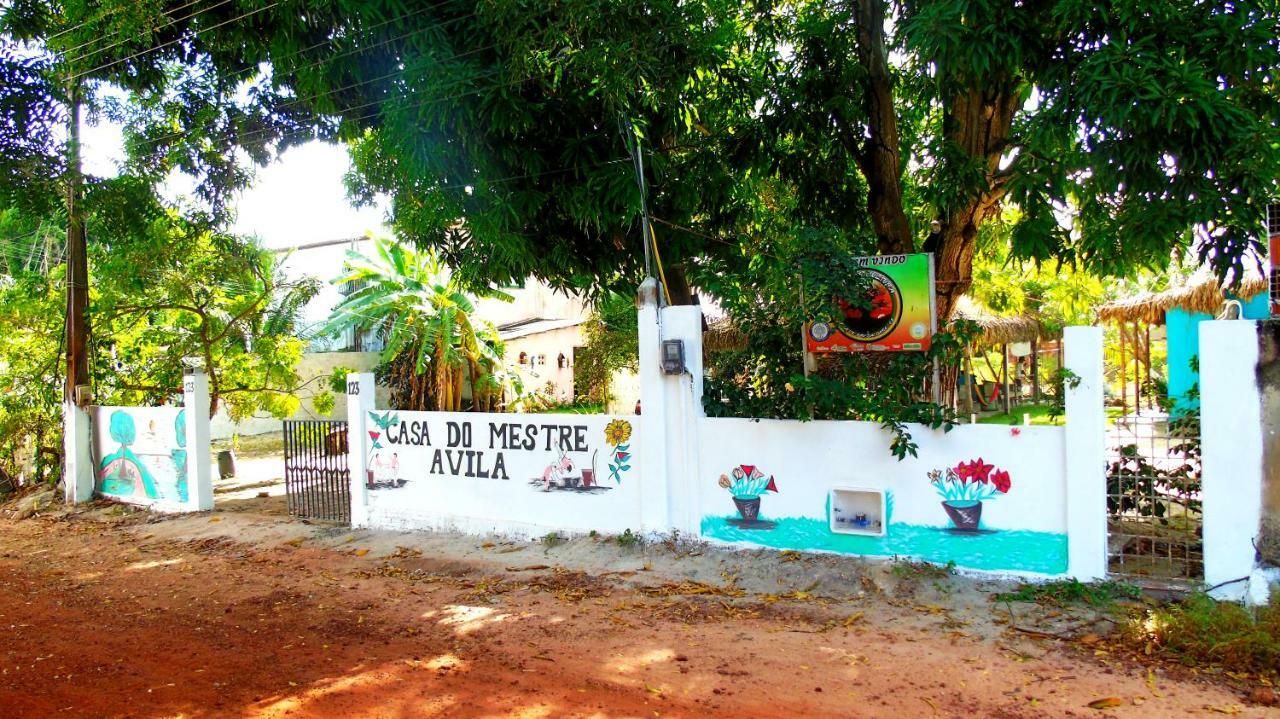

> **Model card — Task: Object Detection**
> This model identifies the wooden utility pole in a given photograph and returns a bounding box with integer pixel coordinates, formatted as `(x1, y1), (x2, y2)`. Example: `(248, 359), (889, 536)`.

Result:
(1030, 337), (1040, 403)
(1001, 343), (1011, 414)
(64, 79), (90, 407)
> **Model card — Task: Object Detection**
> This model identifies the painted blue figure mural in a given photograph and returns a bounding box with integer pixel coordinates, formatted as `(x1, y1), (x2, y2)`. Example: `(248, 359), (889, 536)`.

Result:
(98, 410), (160, 499)
(170, 410), (189, 503)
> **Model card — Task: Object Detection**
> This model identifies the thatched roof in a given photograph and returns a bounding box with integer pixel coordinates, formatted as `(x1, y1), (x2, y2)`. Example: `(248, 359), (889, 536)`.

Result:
(703, 316), (748, 353)
(701, 297), (1057, 352)
(953, 296), (1061, 346)
(1096, 268), (1268, 325)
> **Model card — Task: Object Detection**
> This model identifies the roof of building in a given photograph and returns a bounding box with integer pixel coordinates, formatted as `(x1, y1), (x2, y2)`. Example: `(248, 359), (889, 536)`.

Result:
(1096, 266), (1268, 324)
(497, 317), (585, 341)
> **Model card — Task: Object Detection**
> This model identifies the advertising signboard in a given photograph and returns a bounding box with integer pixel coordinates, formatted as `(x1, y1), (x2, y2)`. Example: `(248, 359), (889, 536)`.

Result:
(805, 253), (936, 353)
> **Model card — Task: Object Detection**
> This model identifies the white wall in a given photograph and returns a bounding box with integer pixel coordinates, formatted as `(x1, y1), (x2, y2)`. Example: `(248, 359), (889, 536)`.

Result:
(695, 417), (1070, 575)
(359, 409), (641, 537)
(1200, 320), (1266, 599)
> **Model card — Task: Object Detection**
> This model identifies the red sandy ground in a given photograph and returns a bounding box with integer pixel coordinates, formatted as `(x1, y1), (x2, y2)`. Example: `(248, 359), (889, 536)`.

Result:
(0, 512), (1270, 718)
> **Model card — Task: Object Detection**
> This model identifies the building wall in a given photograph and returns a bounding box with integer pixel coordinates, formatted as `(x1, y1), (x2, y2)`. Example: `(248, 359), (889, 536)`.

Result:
(1166, 292), (1268, 409)
(474, 281), (588, 329)
(506, 325), (583, 403)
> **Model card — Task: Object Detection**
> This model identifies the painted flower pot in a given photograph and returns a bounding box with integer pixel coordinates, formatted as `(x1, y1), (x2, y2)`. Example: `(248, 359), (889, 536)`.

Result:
(366, 469), (375, 489)
(581, 469), (594, 487)
(942, 500), (982, 530)
(733, 497), (762, 522)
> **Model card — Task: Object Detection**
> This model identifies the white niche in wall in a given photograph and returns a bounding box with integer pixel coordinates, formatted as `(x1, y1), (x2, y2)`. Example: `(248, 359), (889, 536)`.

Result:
(829, 487), (886, 537)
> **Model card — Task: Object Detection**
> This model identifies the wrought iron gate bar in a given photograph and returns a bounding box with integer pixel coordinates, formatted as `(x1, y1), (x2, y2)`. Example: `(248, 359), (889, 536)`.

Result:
(283, 420), (350, 524)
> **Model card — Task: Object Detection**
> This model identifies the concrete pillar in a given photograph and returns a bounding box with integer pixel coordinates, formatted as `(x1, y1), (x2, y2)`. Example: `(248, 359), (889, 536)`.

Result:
(1200, 320), (1263, 596)
(182, 370), (214, 511)
(636, 279), (669, 533)
(62, 402), (93, 504)
(1063, 326), (1107, 581)
(635, 277), (706, 535)
(660, 304), (705, 534)
(346, 372), (376, 528)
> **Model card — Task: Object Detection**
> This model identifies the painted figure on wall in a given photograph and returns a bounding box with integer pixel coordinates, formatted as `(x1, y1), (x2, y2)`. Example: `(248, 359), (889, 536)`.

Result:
(169, 410), (189, 503)
(604, 419), (632, 483)
(98, 410), (159, 499)
(928, 458), (1012, 532)
(531, 443), (610, 493)
(719, 465), (778, 529)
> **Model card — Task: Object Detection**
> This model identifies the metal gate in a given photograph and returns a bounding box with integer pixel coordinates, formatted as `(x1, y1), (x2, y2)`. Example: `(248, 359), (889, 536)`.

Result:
(283, 420), (351, 523)
(1106, 413), (1203, 582)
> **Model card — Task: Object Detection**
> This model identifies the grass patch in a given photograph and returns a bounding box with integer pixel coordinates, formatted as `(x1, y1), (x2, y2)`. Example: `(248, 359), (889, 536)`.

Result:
(533, 401), (605, 415)
(1121, 593), (1280, 678)
(615, 528), (641, 548)
(541, 531), (567, 548)
(994, 579), (1142, 608)
(211, 432), (284, 459)
(976, 404), (1062, 426)
(890, 557), (956, 580)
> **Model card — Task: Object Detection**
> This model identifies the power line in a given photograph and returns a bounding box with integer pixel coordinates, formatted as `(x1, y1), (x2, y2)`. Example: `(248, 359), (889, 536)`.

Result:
(99, 10), (492, 154)
(68, 1), (283, 82)
(60, 0), (227, 69)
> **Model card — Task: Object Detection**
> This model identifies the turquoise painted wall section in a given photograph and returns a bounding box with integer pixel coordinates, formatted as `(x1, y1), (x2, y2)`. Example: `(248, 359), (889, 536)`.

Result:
(1166, 293), (1267, 411)
(701, 516), (1068, 575)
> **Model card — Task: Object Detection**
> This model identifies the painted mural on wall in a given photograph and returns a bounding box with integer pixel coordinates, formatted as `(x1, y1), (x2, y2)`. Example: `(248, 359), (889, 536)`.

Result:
(95, 407), (188, 504)
(928, 458), (1011, 532)
(718, 465), (778, 529)
(700, 444), (1066, 575)
(363, 411), (637, 494)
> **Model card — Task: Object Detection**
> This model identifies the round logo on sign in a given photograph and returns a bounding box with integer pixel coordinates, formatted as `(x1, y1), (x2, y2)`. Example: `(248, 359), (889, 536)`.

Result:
(809, 322), (832, 342)
(838, 269), (903, 343)
(910, 322), (927, 339)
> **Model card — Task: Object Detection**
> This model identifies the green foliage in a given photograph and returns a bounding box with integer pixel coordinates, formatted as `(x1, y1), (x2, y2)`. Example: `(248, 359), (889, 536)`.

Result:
(0, 202), (317, 481)
(1123, 592), (1280, 678)
(995, 579), (1143, 608)
(615, 528), (640, 549)
(698, 227), (980, 457)
(325, 237), (515, 412)
(574, 292), (639, 406)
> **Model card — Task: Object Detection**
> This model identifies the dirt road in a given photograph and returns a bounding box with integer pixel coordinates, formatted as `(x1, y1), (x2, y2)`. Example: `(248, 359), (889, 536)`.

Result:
(0, 503), (1267, 718)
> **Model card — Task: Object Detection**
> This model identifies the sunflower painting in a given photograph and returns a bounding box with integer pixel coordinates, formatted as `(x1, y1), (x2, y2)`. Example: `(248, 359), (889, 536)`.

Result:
(604, 419), (632, 483)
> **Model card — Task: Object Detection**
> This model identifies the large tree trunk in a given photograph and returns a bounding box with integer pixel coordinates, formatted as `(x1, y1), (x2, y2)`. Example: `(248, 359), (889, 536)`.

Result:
(848, 0), (1022, 322)
(852, 0), (913, 256)
(924, 86), (1020, 321)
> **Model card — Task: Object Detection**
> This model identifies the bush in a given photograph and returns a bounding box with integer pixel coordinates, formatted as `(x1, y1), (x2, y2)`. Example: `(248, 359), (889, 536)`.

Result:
(1123, 593), (1280, 678)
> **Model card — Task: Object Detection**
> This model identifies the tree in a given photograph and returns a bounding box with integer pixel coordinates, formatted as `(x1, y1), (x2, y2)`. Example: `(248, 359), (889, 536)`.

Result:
(0, 198), (318, 481)
(11, 1), (1274, 315)
(324, 237), (513, 412)
(574, 292), (640, 406)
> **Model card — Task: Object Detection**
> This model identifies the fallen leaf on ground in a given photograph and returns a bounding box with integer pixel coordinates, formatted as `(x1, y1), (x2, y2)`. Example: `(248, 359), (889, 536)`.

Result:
(1087, 697), (1124, 710)
(354, 549), (369, 557)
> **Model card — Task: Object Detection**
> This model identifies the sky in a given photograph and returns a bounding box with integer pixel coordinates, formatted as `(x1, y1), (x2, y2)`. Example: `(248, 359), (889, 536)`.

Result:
(79, 117), (388, 251)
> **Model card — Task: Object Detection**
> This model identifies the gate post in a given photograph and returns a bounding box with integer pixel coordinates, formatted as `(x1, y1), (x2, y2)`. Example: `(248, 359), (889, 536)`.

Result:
(182, 369), (214, 511)
(346, 372), (376, 528)
(62, 401), (93, 504)
(635, 278), (705, 535)
(1199, 320), (1265, 600)
(1064, 326), (1107, 581)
